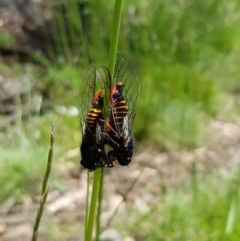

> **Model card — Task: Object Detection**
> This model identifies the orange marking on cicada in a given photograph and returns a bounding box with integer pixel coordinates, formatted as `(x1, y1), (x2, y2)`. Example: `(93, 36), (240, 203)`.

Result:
(109, 84), (115, 105)
(99, 118), (118, 136)
(93, 90), (103, 104)
(110, 81), (124, 106)
(111, 81), (123, 96)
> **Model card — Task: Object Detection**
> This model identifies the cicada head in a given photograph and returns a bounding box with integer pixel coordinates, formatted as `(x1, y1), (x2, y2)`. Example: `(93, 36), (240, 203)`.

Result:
(92, 90), (104, 109)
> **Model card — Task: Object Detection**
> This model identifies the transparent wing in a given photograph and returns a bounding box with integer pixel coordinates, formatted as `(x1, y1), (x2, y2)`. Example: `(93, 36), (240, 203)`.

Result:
(79, 65), (111, 134)
(112, 53), (141, 131)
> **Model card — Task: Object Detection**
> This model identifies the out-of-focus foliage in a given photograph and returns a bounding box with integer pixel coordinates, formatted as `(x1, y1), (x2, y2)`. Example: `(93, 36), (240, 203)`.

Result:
(33, 0), (240, 149)
(117, 173), (240, 241)
(0, 30), (14, 49)
(36, 0), (240, 63)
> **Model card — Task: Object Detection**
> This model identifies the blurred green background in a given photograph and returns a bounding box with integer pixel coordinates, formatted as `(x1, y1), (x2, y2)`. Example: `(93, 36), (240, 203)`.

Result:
(1, 0), (240, 240)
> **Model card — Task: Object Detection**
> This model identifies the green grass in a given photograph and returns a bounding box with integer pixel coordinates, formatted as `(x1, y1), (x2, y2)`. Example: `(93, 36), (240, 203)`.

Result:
(116, 172), (240, 241)
(0, 127), (48, 200)
(31, 126), (54, 241)
(0, 113), (80, 202)
(0, 30), (14, 49)
(135, 60), (220, 149)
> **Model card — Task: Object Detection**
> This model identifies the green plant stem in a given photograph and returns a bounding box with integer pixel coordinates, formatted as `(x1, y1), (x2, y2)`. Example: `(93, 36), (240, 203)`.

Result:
(95, 0), (123, 238)
(225, 164), (240, 234)
(31, 125), (54, 241)
(96, 168), (104, 240)
(85, 168), (102, 241)
(108, 0), (123, 77)
(85, 1), (123, 240)
(84, 171), (90, 238)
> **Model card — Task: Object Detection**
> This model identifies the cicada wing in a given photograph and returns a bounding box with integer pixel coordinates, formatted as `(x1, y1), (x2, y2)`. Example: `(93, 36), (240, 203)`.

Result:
(111, 53), (141, 136)
(80, 65), (111, 136)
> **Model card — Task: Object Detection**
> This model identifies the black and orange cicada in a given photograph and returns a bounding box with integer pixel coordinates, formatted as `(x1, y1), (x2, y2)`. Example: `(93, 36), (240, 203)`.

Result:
(79, 65), (111, 171)
(106, 53), (141, 166)
(80, 53), (141, 171)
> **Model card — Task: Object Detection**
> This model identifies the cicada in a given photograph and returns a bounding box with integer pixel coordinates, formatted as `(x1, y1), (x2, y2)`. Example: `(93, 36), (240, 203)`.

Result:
(80, 53), (141, 170)
(106, 53), (140, 166)
(80, 66), (112, 171)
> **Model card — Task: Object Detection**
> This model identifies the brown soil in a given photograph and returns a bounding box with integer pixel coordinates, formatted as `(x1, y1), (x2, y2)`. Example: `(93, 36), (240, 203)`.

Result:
(1, 119), (240, 241)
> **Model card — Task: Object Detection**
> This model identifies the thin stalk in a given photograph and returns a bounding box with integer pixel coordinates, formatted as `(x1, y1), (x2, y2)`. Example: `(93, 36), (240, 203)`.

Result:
(108, 0), (123, 77)
(31, 125), (55, 241)
(85, 168), (102, 241)
(84, 171), (90, 237)
(95, 0), (123, 238)
(50, 2), (70, 61)
(84, 1), (123, 240)
(96, 168), (104, 240)
(225, 164), (240, 234)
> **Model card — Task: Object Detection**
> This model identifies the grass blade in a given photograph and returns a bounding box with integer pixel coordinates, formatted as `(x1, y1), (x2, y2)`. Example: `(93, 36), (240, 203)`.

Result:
(31, 125), (55, 241)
